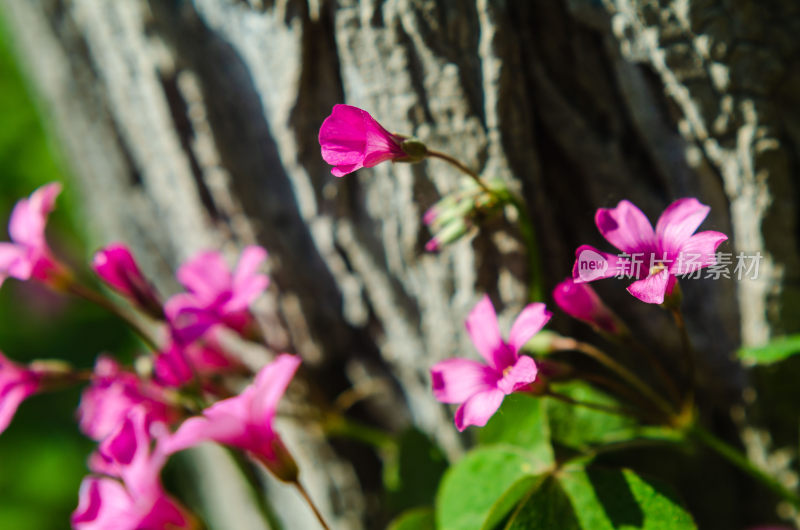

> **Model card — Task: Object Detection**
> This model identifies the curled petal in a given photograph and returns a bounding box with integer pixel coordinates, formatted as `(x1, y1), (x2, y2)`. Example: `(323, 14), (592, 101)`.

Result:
(497, 355), (538, 394)
(430, 358), (498, 404)
(627, 269), (671, 304)
(8, 182), (62, 247)
(508, 303), (551, 354)
(454, 389), (505, 431)
(671, 231), (728, 275)
(572, 245), (630, 282)
(595, 200), (655, 255)
(656, 198), (710, 257)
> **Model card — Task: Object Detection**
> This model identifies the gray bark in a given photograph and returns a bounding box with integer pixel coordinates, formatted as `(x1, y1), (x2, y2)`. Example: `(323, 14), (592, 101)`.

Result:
(1, 0), (798, 528)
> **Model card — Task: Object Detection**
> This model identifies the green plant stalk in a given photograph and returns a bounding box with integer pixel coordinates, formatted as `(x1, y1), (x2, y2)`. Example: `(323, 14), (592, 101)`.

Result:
(573, 341), (677, 420)
(67, 283), (160, 351)
(690, 425), (800, 508)
(544, 389), (634, 417)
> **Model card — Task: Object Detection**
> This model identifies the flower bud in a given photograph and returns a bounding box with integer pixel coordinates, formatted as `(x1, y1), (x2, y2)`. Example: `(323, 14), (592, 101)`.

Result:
(553, 278), (622, 335)
(93, 243), (163, 319)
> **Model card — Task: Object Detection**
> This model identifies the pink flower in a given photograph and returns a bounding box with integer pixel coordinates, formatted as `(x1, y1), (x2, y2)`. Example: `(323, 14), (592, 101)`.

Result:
(572, 198), (728, 304)
(166, 246), (269, 343)
(78, 356), (175, 441)
(0, 352), (41, 435)
(92, 243), (163, 318)
(153, 338), (244, 388)
(164, 354), (301, 481)
(318, 104), (407, 177)
(0, 182), (69, 288)
(73, 407), (195, 530)
(430, 296), (551, 431)
(553, 278), (621, 334)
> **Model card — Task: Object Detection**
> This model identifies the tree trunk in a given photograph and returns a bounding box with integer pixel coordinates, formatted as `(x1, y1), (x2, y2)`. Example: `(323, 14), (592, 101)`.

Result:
(2, 0), (798, 528)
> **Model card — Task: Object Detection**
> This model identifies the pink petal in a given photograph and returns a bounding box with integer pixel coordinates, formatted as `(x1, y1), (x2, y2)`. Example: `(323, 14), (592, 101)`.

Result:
(430, 358), (498, 404)
(249, 354), (301, 421)
(553, 278), (619, 334)
(454, 389), (505, 431)
(572, 244), (631, 282)
(163, 414), (246, 455)
(497, 355), (538, 394)
(627, 269), (671, 304)
(595, 200), (656, 255)
(331, 163), (361, 177)
(319, 104), (368, 167)
(232, 246), (268, 289)
(670, 230), (728, 275)
(0, 383), (36, 434)
(0, 242), (30, 281)
(508, 303), (551, 354)
(176, 251), (232, 303)
(464, 295), (504, 367)
(8, 182), (62, 248)
(72, 477), (133, 528)
(655, 198), (711, 257)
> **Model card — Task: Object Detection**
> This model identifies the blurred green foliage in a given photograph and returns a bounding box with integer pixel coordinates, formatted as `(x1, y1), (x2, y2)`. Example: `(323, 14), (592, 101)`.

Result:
(0, 16), (135, 530)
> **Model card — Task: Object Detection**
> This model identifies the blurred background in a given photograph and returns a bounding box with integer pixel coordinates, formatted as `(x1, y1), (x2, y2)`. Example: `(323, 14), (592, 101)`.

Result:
(0, 1), (798, 529)
(0, 17), (136, 528)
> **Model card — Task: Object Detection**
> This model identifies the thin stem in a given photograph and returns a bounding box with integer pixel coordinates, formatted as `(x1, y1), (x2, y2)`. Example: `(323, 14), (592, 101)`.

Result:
(323, 414), (395, 451)
(295, 482), (332, 530)
(670, 306), (696, 404)
(615, 332), (682, 406)
(690, 425), (800, 508)
(545, 389), (633, 417)
(67, 283), (160, 351)
(425, 148), (544, 301)
(572, 341), (676, 419)
(426, 149), (492, 193)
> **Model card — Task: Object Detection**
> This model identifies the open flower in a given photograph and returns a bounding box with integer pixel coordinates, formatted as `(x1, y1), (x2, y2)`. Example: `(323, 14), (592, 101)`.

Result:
(318, 104), (408, 177)
(0, 182), (69, 289)
(92, 243), (163, 318)
(78, 356), (175, 442)
(73, 407), (195, 530)
(572, 198), (728, 304)
(553, 278), (622, 335)
(431, 296), (551, 431)
(165, 246), (269, 343)
(163, 354), (301, 481)
(0, 352), (41, 435)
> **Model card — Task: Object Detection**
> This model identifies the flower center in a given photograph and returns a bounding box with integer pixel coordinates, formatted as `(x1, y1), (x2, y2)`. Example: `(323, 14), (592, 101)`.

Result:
(649, 262), (667, 276)
(502, 365), (513, 378)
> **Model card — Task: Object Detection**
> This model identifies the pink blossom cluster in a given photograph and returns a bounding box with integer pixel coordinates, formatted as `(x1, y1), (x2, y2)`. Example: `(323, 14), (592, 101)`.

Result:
(0, 183), (303, 529)
(318, 104), (729, 431)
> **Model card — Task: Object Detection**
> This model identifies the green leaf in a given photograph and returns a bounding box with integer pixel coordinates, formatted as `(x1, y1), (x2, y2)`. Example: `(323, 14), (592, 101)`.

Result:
(479, 393), (554, 470)
(436, 446), (539, 530)
(546, 382), (639, 450)
(738, 335), (800, 365)
(505, 476), (581, 530)
(505, 467), (696, 530)
(482, 475), (543, 530)
(384, 428), (449, 513)
(387, 507), (435, 530)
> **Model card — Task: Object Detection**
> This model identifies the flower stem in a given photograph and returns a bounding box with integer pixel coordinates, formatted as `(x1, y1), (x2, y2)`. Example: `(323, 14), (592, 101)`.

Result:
(690, 425), (800, 508)
(425, 148), (544, 301)
(426, 149), (492, 194)
(670, 306), (696, 405)
(571, 340), (676, 419)
(295, 481), (332, 530)
(67, 283), (160, 351)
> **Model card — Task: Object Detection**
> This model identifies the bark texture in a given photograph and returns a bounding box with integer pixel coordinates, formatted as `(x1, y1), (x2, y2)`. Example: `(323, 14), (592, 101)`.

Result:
(2, 0), (798, 528)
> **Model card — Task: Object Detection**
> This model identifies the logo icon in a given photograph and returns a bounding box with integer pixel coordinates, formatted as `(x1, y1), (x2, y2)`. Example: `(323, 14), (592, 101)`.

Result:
(576, 249), (609, 281)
